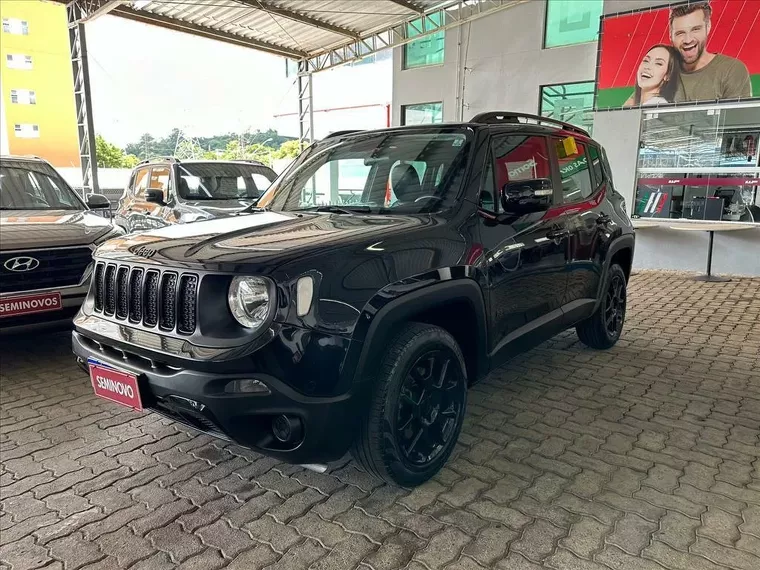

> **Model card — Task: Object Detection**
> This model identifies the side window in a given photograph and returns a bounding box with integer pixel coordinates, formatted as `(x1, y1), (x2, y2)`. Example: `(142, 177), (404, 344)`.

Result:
(557, 140), (594, 203)
(133, 168), (149, 199)
(588, 145), (605, 188)
(491, 134), (554, 208)
(148, 167), (170, 195)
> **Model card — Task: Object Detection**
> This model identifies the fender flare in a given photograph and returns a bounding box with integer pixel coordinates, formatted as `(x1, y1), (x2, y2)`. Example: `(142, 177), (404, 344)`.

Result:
(594, 233), (635, 310)
(342, 275), (490, 389)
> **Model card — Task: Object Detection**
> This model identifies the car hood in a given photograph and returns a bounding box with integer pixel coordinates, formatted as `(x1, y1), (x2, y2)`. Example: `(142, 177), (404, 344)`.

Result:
(95, 210), (433, 269)
(0, 210), (117, 250)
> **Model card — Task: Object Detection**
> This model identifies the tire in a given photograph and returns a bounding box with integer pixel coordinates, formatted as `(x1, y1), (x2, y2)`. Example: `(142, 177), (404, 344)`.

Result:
(351, 322), (468, 487)
(576, 263), (627, 350)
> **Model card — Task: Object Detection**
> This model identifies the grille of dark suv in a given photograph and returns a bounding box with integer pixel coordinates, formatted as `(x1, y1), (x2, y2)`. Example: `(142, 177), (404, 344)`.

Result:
(0, 247), (93, 294)
(92, 262), (198, 334)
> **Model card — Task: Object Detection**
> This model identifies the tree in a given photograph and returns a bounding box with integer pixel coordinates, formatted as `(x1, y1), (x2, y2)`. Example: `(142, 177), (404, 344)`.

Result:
(272, 139), (302, 160)
(96, 135), (139, 168)
(125, 133), (158, 160)
(95, 135), (125, 168)
(122, 154), (140, 168)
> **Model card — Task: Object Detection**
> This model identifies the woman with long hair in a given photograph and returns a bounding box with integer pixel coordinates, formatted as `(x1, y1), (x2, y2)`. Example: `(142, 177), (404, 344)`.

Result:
(624, 44), (681, 107)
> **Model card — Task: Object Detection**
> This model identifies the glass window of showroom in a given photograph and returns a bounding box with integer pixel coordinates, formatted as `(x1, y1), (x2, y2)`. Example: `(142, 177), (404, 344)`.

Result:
(403, 13), (444, 69)
(540, 82), (595, 133)
(402, 103), (443, 125)
(544, 0), (603, 48)
(634, 103), (760, 224)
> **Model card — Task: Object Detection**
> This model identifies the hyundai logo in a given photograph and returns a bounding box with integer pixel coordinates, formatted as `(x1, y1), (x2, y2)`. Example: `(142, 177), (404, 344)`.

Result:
(3, 256), (40, 272)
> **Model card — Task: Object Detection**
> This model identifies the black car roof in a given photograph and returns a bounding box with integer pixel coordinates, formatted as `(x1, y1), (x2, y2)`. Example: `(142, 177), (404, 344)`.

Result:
(321, 114), (595, 145)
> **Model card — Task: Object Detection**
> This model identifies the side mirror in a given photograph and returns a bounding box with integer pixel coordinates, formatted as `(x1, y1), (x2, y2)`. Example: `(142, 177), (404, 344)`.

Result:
(501, 178), (553, 215)
(86, 193), (110, 209)
(145, 188), (165, 205)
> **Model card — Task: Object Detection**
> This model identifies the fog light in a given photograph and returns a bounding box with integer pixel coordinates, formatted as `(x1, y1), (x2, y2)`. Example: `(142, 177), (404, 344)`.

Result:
(224, 379), (270, 394)
(272, 414), (303, 444)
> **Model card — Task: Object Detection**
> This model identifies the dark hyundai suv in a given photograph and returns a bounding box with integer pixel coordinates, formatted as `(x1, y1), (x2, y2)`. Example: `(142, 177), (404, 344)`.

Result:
(114, 158), (277, 233)
(72, 113), (634, 486)
(1, 155), (123, 334)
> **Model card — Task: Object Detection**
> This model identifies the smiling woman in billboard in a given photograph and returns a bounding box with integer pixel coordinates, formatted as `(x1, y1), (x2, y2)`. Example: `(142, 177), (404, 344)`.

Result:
(624, 45), (681, 107)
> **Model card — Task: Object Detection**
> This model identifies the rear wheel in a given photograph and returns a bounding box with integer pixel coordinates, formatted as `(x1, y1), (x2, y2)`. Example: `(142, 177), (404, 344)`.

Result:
(351, 323), (467, 487)
(576, 263), (627, 349)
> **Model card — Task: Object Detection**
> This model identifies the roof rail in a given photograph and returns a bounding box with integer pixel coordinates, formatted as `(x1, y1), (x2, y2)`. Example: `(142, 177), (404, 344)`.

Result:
(470, 112), (590, 137)
(136, 156), (181, 166)
(323, 129), (363, 139)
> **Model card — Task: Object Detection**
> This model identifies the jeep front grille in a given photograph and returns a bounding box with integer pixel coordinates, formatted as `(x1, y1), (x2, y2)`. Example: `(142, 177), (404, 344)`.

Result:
(143, 270), (159, 328)
(159, 273), (178, 331)
(93, 262), (197, 334)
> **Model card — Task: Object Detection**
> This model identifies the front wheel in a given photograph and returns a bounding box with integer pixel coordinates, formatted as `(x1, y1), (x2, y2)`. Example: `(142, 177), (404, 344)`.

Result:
(576, 263), (627, 349)
(351, 323), (467, 487)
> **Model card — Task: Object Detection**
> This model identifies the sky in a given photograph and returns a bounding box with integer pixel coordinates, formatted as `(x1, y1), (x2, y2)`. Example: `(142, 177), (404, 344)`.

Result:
(86, 15), (296, 147)
(81, 11), (393, 148)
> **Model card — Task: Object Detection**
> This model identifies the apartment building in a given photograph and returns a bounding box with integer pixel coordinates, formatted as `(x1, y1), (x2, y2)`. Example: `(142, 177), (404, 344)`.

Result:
(0, 0), (79, 166)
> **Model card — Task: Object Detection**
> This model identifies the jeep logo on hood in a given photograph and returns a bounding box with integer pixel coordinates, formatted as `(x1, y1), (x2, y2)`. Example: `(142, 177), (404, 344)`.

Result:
(133, 246), (157, 259)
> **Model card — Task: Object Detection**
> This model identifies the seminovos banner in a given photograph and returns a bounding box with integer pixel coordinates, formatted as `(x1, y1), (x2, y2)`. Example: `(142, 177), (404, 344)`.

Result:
(596, 0), (760, 110)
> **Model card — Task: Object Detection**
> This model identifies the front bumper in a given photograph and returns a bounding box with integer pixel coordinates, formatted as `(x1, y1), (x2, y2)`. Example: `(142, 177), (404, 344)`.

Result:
(0, 285), (88, 335)
(71, 327), (361, 464)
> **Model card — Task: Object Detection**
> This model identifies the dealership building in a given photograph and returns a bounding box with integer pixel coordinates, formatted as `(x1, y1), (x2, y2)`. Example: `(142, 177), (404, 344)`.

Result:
(392, 0), (760, 276)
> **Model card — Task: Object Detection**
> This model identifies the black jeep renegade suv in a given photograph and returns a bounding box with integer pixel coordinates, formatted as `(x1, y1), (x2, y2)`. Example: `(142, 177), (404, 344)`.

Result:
(72, 113), (635, 487)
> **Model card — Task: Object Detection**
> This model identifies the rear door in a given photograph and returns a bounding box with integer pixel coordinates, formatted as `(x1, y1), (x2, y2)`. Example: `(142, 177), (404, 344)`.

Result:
(479, 132), (570, 363)
(123, 167), (150, 233)
(553, 139), (609, 316)
(145, 166), (173, 229)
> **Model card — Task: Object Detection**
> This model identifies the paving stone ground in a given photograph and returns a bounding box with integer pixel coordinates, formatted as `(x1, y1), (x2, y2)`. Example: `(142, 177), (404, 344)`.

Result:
(1, 270), (759, 570)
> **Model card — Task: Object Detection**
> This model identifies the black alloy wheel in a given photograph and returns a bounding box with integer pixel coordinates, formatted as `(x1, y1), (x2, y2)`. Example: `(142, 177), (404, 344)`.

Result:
(604, 271), (626, 337)
(351, 322), (468, 487)
(576, 263), (628, 350)
(396, 349), (465, 467)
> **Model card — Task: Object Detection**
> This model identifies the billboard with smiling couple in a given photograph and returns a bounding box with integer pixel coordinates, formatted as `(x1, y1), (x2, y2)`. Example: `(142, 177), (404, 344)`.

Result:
(595, 0), (760, 110)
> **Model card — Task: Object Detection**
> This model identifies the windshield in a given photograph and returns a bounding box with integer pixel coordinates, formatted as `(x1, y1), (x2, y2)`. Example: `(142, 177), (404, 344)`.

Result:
(0, 164), (84, 210)
(262, 130), (471, 214)
(176, 162), (276, 201)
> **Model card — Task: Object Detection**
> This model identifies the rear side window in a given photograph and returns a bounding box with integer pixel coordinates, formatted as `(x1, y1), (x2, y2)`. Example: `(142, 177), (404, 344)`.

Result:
(588, 145), (605, 188)
(558, 141), (594, 203)
(133, 168), (149, 198)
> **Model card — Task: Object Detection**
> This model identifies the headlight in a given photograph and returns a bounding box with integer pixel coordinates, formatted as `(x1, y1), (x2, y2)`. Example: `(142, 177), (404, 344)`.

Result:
(228, 276), (271, 329)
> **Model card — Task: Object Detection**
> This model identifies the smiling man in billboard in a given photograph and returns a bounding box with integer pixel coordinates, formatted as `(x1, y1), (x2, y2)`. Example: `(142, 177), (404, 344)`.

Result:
(670, 2), (752, 102)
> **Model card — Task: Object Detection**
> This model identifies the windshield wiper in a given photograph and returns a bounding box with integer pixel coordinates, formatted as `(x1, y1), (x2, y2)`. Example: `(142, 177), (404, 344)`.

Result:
(292, 205), (372, 215)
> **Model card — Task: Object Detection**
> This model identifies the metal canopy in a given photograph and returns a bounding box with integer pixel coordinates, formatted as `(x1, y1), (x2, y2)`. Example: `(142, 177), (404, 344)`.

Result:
(60, 0), (525, 68)
(57, 0), (525, 195)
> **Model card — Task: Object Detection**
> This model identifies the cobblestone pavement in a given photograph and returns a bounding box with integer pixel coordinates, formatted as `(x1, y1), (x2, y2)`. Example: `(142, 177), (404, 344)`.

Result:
(1, 271), (759, 570)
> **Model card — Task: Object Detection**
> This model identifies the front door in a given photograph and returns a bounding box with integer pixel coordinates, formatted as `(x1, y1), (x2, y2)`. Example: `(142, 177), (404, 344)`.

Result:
(479, 133), (569, 364)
